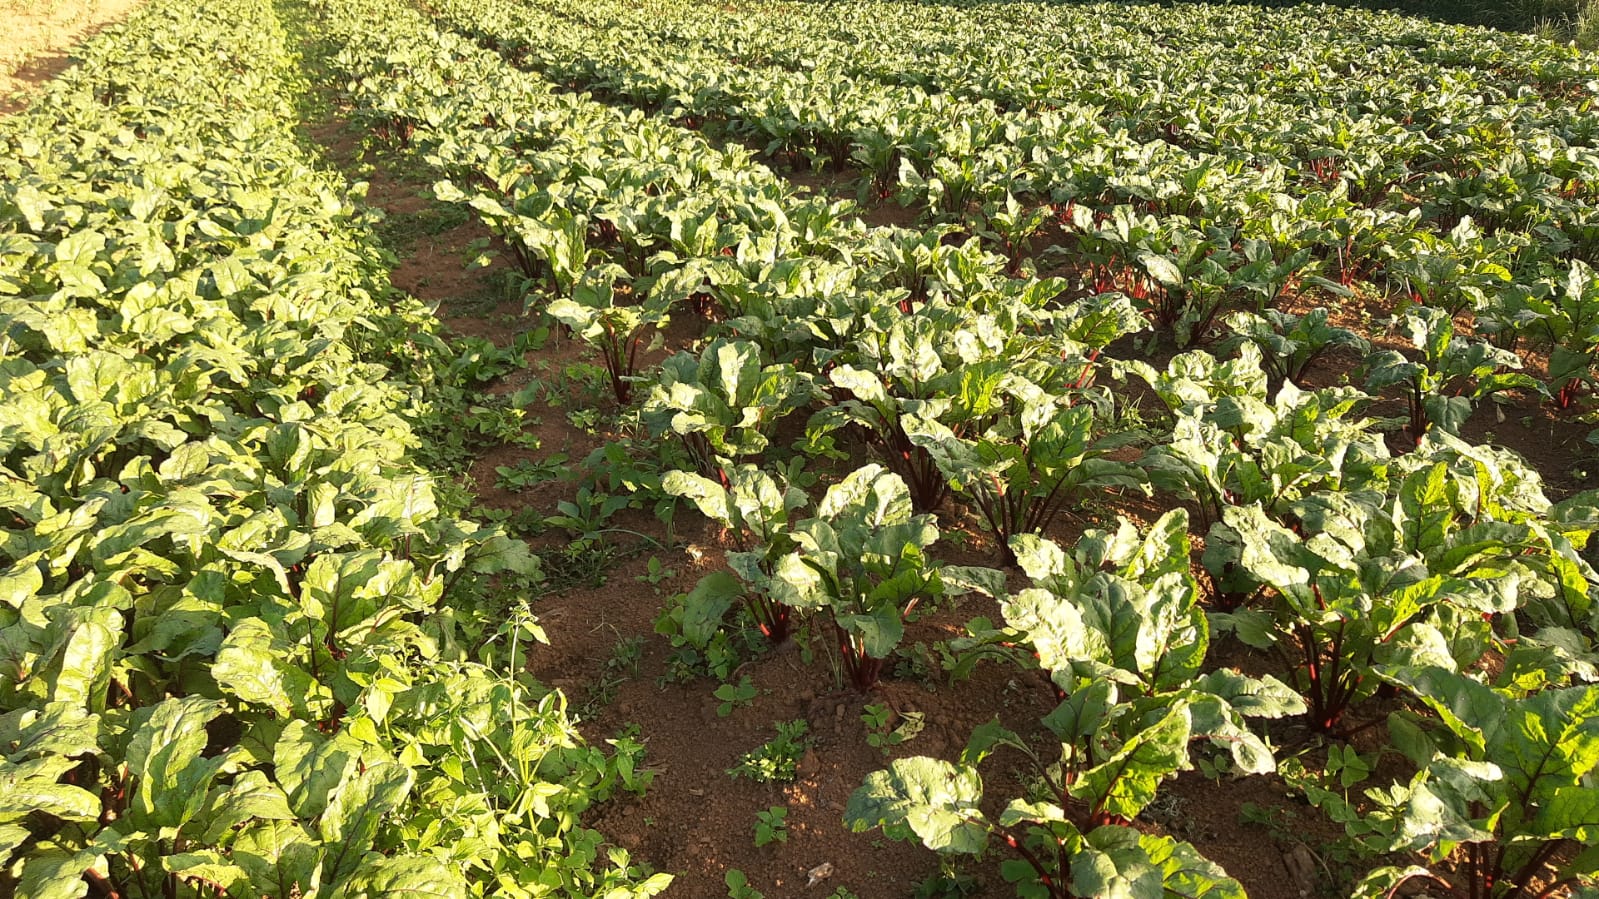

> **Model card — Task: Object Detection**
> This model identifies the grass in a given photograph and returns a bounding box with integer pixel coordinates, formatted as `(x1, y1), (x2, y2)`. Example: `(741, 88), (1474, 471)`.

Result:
(375, 203), (472, 248)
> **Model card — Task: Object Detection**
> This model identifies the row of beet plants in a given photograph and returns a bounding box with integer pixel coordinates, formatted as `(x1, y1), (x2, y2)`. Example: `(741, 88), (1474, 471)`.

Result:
(672, 339), (1599, 895)
(323, 0), (1150, 696)
(326, 0), (1599, 893)
(440, 0), (1599, 425)
(318, 2), (1277, 894)
(0, 0), (667, 896)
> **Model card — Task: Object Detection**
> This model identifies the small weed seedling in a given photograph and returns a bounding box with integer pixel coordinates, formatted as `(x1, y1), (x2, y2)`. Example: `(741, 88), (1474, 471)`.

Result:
(714, 675), (757, 717)
(567, 407), (601, 433)
(581, 635), (645, 717)
(725, 869), (765, 899)
(544, 486), (631, 550)
(753, 806), (788, 847)
(635, 555), (676, 593)
(602, 725), (655, 796)
(862, 702), (925, 755)
(728, 719), (811, 783)
(494, 454), (570, 491)
(913, 863), (982, 898)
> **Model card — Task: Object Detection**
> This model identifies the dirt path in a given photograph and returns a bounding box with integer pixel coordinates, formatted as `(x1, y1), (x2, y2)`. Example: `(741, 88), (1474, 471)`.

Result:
(0, 0), (146, 112)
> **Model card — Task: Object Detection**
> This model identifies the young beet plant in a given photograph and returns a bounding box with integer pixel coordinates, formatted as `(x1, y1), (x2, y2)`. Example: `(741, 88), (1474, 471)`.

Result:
(1217, 307), (1370, 391)
(1513, 258), (1599, 411)
(1208, 450), (1595, 734)
(640, 337), (816, 483)
(906, 363), (1146, 566)
(665, 464), (808, 644)
(1350, 667), (1599, 899)
(1364, 306), (1540, 448)
(547, 264), (672, 405)
(977, 191), (1051, 276)
(847, 512), (1303, 897)
(1126, 346), (1392, 540)
(814, 303), (1051, 513)
(768, 465), (943, 691)
(434, 179), (590, 295)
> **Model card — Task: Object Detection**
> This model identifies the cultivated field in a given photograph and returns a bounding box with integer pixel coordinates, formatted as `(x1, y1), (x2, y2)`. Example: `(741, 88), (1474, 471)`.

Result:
(3, 1), (1599, 897)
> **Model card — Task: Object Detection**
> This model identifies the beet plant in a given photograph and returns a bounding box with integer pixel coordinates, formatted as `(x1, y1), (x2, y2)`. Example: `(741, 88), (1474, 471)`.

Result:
(768, 464), (943, 691)
(906, 364), (1145, 566)
(664, 465), (808, 645)
(1364, 306), (1541, 448)
(641, 338), (816, 483)
(1210, 443), (1599, 734)
(848, 512), (1303, 897)
(1351, 667), (1599, 899)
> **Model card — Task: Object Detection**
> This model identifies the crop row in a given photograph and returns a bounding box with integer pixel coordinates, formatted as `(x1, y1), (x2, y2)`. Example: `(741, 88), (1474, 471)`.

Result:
(433, 0), (1599, 426)
(549, 0), (1597, 144)
(312, 0), (1599, 891)
(0, 1), (670, 896)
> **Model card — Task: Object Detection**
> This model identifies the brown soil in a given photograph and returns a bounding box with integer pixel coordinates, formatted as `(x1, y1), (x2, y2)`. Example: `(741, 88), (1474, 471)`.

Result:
(0, 0), (146, 112)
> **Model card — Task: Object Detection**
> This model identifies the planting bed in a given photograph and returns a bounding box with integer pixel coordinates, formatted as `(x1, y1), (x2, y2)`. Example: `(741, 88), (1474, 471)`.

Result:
(3, 1), (1599, 898)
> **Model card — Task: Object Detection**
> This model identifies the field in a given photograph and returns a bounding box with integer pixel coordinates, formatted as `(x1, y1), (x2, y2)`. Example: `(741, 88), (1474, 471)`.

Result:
(3, 0), (1599, 897)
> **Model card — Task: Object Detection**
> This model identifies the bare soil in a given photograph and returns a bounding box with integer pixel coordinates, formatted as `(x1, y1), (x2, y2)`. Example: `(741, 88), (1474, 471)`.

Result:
(0, 0), (146, 112)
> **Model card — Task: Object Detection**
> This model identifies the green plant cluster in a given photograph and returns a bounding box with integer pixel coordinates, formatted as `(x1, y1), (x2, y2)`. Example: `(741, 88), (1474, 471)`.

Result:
(299, 0), (1599, 893)
(434, 0), (1599, 398)
(0, 0), (668, 896)
(727, 719), (810, 784)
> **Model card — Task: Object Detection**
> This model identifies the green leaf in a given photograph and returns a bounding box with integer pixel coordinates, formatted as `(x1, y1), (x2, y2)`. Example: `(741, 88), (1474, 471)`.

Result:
(1070, 702), (1192, 820)
(662, 470), (733, 525)
(0, 762), (101, 822)
(163, 852), (249, 895)
(319, 761), (415, 882)
(16, 848), (99, 899)
(1069, 825), (1162, 899)
(7, 703), (100, 760)
(1385, 665), (1499, 755)
(1142, 832), (1247, 898)
(1534, 786), (1599, 841)
(1192, 669), (1306, 719)
(273, 721), (359, 820)
(959, 719), (1024, 768)
(1042, 680), (1116, 749)
(124, 696), (226, 830)
(836, 604), (904, 659)
(677, 571), (739, 646)
(231, 819), (322, 895)
(1000, 587), (1098, 677)
(844, 756), (988, 855)
(213, 618), (326, 719)
(336, 855), (469, 899)
(198, 770), (297, 844)
(1137, 252), (1184, 287)
(49, 606), (124, 710)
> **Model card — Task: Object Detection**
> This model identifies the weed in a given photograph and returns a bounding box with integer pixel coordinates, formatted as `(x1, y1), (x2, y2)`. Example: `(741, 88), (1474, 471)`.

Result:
(635, 555), (676, 593)
(494, 454), (570, 492)
(861, 702), (924, 755)
(581, 634), (645, 717)
(566, 407), (602, 433)
(714, 675), (757, 717)
(728, 719), (810, 783)
(725, 869), (765, 899)
(753, 806), (788, 847)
